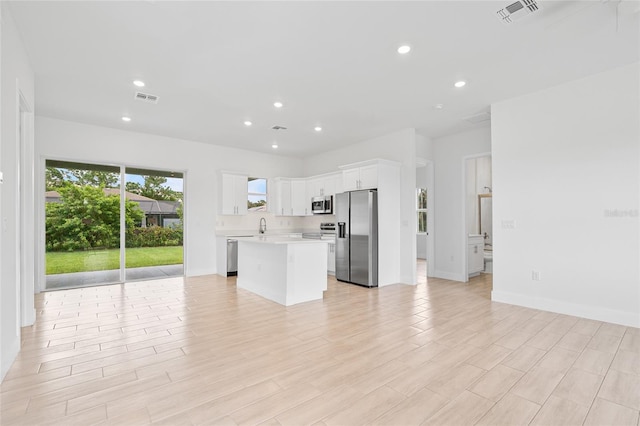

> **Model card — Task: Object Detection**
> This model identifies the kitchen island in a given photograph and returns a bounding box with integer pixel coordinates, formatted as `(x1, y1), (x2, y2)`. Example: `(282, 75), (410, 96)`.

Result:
(237, 236), (329, 306)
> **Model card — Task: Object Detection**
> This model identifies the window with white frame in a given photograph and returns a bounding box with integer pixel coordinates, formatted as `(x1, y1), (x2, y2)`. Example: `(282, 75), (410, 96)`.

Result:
(248, 177), (267, 212)
(417, 188), (427, 233)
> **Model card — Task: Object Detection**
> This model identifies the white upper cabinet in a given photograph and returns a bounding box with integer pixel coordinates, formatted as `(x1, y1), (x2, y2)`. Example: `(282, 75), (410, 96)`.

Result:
(341, 163), (378, 191)
(272, 178), (291, 216)
(307, 172), (342, 198)
(220, 173), (248, 215)
(291, 180), (309, 216)
(272, 178), (309, 216)
(306, 177), (321, 200)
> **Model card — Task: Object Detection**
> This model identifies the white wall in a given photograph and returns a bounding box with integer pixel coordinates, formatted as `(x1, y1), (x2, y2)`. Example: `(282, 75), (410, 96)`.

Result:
(303, 128), (418, 284)
(432, 127), (491, 281)
(491, 62), (640, 327)
(1, 4), (35, 381)
(35, 117), (303, 279)
(416, 132), (434, 161)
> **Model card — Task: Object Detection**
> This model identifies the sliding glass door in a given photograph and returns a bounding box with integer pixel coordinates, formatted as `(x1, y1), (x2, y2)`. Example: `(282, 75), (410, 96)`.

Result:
(124, 168), (184, 281)
(45, 160), (122, 289)
(44, 160), (184, 290)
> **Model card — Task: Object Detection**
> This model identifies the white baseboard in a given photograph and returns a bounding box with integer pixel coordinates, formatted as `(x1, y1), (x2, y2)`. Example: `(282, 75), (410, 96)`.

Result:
(1, 338), (21, 383)
(185, 268), (217, 278)
(431, 270), (466, 282)
(400, 274), (417, 285)
(492, 290), (640, 328)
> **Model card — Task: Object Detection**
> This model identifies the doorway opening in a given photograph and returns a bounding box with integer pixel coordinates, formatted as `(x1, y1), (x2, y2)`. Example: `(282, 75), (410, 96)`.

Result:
(416, 161), (434, 284)
(44, 160), (184, 290)
(464, 155), (492, 281)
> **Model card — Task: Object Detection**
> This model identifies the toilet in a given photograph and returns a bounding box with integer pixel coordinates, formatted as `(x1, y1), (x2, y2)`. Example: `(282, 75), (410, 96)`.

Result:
(484, 249), (493, 273)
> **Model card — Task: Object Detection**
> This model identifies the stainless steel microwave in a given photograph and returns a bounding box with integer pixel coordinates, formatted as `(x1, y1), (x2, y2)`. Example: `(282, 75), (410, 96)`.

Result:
(311, 196), (333, 214)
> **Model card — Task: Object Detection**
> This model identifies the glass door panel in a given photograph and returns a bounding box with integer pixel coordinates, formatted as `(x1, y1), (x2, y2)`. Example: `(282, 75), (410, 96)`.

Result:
(45, 160), (121, 289)
(124, 168), (184, 281)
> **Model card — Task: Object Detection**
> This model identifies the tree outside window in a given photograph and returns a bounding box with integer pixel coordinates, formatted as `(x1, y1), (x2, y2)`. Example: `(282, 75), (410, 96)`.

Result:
(248, 177), (267, 211)
(417, 188), (427, 233)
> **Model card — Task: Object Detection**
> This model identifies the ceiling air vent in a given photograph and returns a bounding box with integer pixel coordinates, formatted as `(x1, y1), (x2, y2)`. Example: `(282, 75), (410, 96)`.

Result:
(134, 92), (159, 104)
(271, 125), (287, 130)
(463, 111), (491, 125)
(496, 0), (542, 24)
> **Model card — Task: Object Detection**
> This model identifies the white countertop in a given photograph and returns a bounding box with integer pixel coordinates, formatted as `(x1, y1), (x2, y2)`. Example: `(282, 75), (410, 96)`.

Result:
(217, 229), (335, 238)
(238, 235), (330, 245)
(216, 229), (309, 237)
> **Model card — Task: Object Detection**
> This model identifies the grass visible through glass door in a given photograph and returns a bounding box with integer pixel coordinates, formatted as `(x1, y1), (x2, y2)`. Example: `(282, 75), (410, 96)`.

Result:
(46, 246), (183, 274)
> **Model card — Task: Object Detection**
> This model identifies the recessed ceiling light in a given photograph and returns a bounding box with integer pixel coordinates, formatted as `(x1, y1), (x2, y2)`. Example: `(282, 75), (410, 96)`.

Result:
(434, 104), (444, 110)
(133, 80), (145, 87)
(314, 126), (322, 132)
(273, 101), (283, 108)
(454, 80), (467, 88)
(122, 116), (131, 122)
(271, 143), (278, 149)
(244, 121), (252, 126)
(397, 45), (411, 54)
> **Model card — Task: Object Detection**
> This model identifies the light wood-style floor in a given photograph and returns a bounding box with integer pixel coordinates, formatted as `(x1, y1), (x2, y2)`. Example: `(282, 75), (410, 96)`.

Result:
(1, 268), (639, 425)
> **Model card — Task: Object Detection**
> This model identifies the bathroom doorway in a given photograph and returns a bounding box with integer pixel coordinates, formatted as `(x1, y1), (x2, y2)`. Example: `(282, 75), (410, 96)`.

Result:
(464, 154), (492, 280)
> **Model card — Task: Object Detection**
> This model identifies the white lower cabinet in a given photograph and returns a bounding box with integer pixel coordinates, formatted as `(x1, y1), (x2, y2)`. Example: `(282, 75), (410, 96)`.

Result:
(468, 235), (484, 276)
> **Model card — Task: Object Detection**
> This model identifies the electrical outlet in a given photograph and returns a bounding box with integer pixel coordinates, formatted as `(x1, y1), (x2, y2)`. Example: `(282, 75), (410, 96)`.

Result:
(532, 270), (541, 281)
(502, 219), (516, 229)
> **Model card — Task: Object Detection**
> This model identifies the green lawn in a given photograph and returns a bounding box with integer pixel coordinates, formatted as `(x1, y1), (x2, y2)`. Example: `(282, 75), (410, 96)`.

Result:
(46, 246), (183, 275)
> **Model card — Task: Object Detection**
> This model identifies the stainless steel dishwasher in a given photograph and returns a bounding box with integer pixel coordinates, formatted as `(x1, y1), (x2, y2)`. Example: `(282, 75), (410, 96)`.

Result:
(227, 239), (238, 276)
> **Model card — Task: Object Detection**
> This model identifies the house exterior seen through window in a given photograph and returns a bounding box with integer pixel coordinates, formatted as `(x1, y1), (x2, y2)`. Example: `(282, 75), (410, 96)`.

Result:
(248, 177), (267, 212)
(417, 188), (427, 233)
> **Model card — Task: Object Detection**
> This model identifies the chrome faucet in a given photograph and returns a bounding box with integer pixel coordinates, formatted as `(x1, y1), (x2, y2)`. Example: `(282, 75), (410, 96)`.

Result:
(259, 217), (267, 234)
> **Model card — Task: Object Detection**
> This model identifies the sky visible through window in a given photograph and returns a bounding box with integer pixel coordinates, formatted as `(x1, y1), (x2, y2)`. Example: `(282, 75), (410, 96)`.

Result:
(248, 178), (267, 210)
(126, 175), (183, 192)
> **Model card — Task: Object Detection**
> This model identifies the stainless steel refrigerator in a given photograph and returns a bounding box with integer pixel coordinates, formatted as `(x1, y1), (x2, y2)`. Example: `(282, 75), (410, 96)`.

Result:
(335, 190), (378, 287)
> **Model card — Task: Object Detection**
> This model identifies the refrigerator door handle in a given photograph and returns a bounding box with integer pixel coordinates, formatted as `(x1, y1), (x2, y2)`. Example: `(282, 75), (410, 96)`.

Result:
(338, 222), (346, 238)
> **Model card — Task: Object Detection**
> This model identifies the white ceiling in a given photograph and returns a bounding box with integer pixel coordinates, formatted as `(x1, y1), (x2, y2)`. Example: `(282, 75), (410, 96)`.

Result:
(7, 1), (640, 157)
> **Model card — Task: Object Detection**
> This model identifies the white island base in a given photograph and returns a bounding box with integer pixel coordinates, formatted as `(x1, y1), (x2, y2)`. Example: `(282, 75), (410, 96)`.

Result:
(237, 237), (329, 306)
